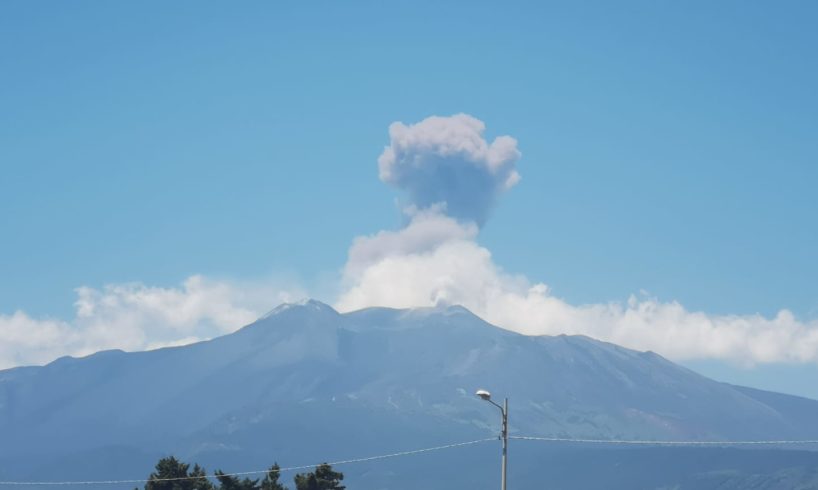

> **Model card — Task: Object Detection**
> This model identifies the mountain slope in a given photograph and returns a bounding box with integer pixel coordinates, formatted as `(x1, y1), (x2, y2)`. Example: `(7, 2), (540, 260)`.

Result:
(1, 300), (817, 489)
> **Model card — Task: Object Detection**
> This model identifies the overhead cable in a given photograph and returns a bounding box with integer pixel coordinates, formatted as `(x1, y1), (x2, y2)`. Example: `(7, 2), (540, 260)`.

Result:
(0, 438), (496, 486)
(4, 435), (818, 486)
(510, 435), (818, 445)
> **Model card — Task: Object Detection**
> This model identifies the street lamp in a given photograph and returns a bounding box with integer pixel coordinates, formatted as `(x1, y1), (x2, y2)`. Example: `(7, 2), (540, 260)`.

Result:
(476, 389), (508, 490)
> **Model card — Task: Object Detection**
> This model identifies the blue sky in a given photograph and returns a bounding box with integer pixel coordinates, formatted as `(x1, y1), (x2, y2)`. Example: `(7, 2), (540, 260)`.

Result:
(1, 2), (817, 396)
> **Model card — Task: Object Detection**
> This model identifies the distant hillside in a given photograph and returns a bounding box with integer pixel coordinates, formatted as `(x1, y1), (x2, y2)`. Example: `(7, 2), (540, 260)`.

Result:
(2, 300), (817, 489)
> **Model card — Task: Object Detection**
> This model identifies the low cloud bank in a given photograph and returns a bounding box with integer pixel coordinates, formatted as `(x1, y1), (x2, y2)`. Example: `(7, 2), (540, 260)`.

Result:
(337, 209), (818, 365)
(4, 230), (817, 368)
(0, 276), (301, 370)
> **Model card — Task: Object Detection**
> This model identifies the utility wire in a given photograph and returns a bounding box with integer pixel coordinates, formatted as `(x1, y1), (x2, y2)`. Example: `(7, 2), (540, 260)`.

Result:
(0, 438), (496, 486)
(4, 435), (818, 486)
(510, 435), (818, 445)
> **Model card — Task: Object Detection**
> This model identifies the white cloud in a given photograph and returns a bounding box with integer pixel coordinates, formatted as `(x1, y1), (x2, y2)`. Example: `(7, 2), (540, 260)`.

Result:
(0, 275), (303, 370)
(336, 210), (818, 365)
(4, 217), (816, 368)
(0, 312), (79, 369)
(378, 114), (521, 226)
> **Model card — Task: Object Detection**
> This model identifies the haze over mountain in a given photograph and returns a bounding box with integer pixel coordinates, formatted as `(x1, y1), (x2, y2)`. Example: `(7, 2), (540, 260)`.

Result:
(2, 300), (817, 489)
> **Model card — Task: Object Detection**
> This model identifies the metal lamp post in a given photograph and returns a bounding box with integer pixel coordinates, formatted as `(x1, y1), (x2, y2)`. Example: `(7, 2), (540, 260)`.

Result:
(476, 389), (508, 490)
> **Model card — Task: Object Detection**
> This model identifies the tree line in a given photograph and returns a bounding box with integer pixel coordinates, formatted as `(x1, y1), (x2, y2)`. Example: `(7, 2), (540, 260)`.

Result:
(140, 456), (345, 490)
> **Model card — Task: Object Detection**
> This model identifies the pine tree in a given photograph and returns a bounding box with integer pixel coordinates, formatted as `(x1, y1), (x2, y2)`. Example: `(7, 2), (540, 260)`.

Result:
(190, 464), (214, 490)
(145, 457), (214, 490)
(292, 473), (317, 490)
(261, 464), (287, 490)
(293, 464), (344, 490)
(214, 471), (260, 490)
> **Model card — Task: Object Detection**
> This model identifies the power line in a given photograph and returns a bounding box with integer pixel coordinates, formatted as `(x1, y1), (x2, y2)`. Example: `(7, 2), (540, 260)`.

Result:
(3, 435), (818, 486)
(0, 438), (496, 486)
(510, 435), (818, 445)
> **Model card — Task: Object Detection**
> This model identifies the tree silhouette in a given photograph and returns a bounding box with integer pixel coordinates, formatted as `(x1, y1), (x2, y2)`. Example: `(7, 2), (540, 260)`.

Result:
(261, 464), (287, 490)
(294, 464), (344, 490)
(145, 456), (214, 490)
(214, 470), (260, 490)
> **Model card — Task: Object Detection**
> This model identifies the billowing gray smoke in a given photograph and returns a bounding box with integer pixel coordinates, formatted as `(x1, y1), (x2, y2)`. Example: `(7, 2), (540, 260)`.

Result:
(377, 114), (521, 226)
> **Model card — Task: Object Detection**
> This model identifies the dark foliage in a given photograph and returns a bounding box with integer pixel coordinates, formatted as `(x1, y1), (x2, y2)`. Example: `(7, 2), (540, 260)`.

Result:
(261, 464), (287, 490)
(214, 470), (259, 490)
(145, 456), (214, 490)
(294, 464), (345, 490)
(143, 458), (344, 490)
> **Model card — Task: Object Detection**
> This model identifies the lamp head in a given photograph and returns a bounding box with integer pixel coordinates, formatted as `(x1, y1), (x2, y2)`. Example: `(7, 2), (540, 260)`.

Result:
(475, 389), (492, 401)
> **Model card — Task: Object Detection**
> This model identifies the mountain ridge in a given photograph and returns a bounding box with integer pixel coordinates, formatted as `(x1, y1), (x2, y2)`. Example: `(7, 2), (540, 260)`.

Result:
(2, 300), (818, 489)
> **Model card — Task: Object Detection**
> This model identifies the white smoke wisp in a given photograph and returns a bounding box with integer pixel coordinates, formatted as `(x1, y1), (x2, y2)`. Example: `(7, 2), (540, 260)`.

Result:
(344, 205), (478, 279)
(378, 113), (521, 226)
